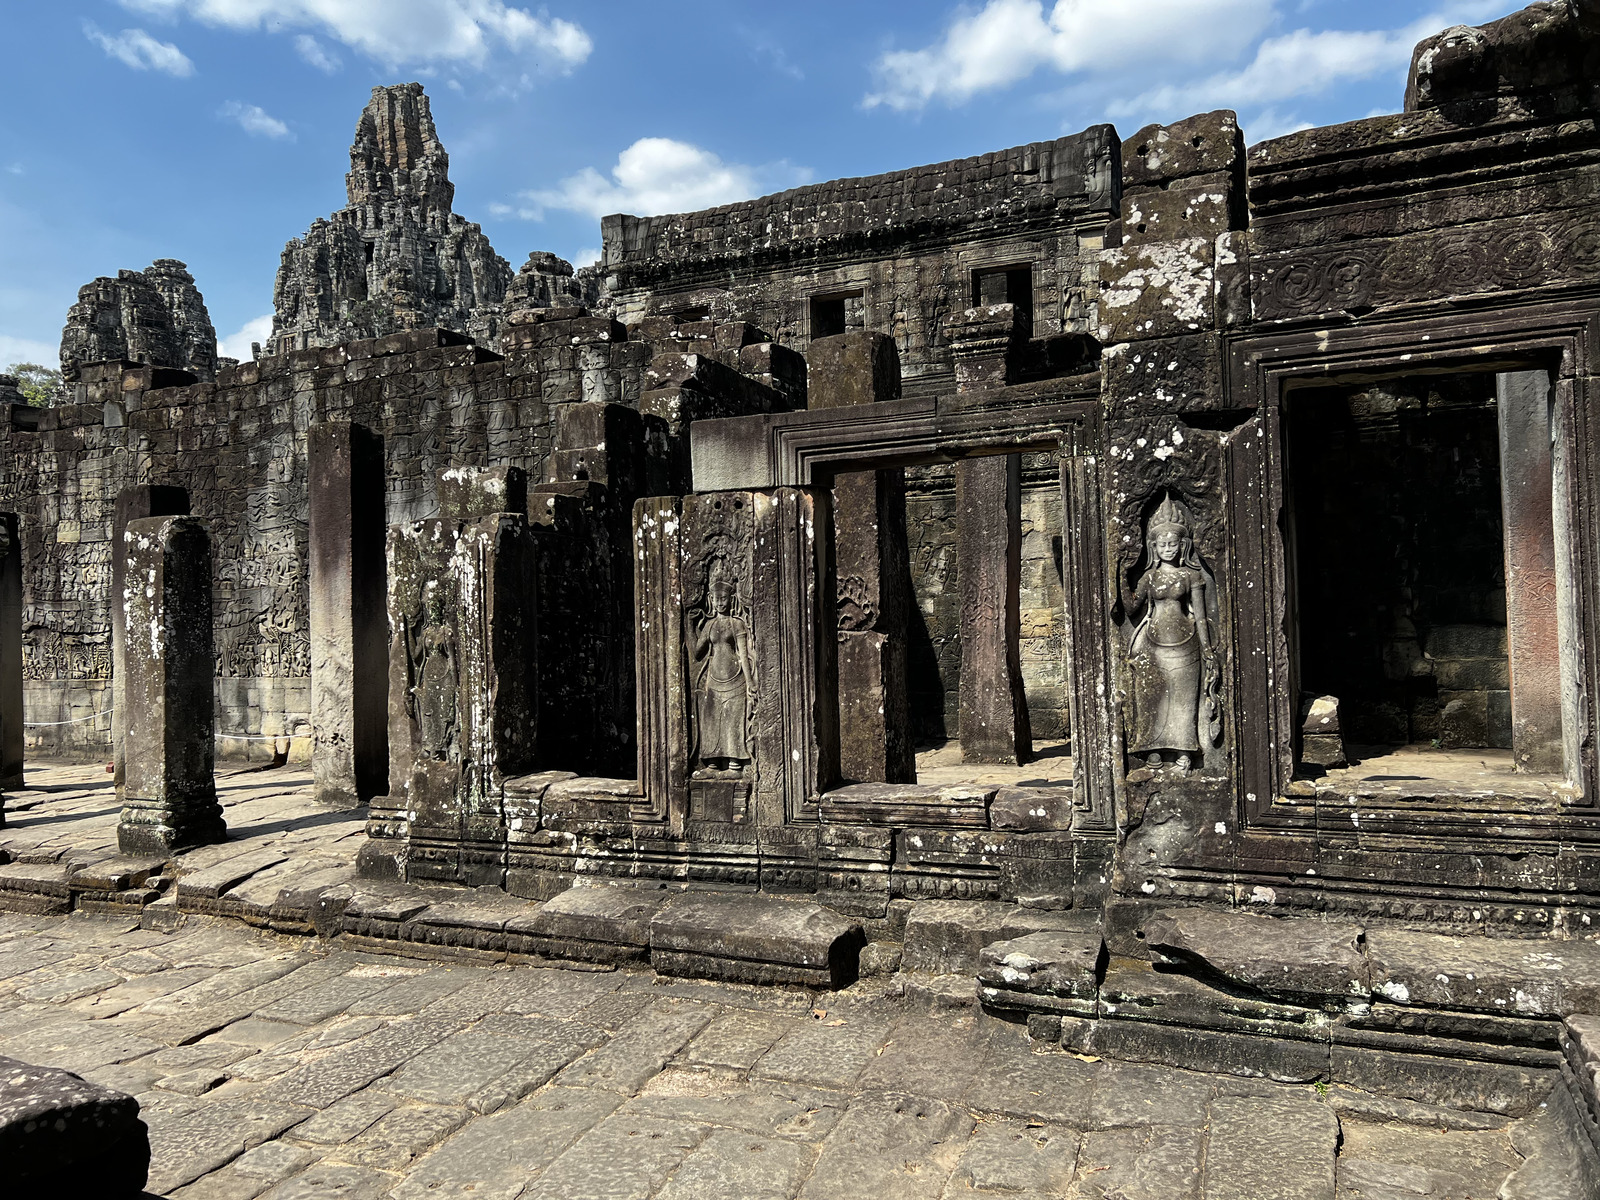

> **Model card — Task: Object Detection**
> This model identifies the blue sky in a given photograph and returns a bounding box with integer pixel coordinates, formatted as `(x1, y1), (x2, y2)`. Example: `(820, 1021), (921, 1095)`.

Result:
(0, 0), (1511, 367)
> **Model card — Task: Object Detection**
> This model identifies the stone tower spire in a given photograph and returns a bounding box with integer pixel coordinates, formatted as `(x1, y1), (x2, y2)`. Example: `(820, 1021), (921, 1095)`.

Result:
(269, 83), (518, 355)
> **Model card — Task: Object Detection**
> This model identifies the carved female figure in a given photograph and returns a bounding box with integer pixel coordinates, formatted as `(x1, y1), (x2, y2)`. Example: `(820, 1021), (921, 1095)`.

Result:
(1126, 494), (1221, 771)
(690, 577), (756, 772)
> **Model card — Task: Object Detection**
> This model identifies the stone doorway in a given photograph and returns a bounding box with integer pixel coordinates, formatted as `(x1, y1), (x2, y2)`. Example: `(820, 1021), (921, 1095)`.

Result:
(1284, 366), (1569, 785)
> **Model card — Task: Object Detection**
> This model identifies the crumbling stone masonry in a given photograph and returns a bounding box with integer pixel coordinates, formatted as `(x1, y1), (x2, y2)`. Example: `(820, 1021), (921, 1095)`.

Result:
(11, 0), (1600, 1171)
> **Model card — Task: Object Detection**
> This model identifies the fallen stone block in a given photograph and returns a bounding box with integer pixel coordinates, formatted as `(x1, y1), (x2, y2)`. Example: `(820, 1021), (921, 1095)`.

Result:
(1143, 905), (1369, 1002)
(901, 899), (1018, 974)
(977, 930), (1104, 1002)
(0, 1055), (149, 1195)
(649, 892), (864, 988)
(507, 883), (667, 963)
(989, 786), (1073, 832)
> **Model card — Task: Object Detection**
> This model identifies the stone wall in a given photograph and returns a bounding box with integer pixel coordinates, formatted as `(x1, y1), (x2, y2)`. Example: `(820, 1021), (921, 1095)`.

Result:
(600, 130), (1118, 396)
(9, 309), (779, 762)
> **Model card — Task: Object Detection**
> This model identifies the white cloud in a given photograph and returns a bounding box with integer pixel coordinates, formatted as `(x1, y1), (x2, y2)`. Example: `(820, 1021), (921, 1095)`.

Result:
(221, 101), (292, 139)
(1111, 5), (1502, 120)
(526, 138), (811, 221)
(120, 0), (592, 71)
(218, 314), (273, 360)
(571, 246), (599, 268)
(864, 0), (1275, 111)
(1, 335), (63, 370)
(294, 33), (341, 72)
(84, 23), (195, 76)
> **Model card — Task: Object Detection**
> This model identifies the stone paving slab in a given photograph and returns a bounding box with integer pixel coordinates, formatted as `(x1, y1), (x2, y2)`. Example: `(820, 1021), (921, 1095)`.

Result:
(0, 911), (1580, 1198)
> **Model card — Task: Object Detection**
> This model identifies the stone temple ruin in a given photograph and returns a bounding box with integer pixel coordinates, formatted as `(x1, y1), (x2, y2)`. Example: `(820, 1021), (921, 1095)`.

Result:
(8, 1), (1600, 1187)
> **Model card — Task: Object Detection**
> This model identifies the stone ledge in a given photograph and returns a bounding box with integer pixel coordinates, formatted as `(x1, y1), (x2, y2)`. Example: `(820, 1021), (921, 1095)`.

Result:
(649, 892), (865, 988)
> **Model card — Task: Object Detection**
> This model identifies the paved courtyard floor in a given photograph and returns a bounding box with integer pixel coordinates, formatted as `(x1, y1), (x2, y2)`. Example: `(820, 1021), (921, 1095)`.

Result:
(0, 907), (1565, 1199)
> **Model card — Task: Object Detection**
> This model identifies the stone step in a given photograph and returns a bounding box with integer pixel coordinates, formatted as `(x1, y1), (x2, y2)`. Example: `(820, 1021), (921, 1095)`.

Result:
(649, 891), (864, 988)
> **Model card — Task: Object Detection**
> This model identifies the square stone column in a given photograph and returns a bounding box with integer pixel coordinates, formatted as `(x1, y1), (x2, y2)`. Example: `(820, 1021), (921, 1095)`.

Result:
(0, 513), (21, 795)
(1497, 371), (1564, 773)
(956, 453), (1032, 763)
(308, 421), (388, 807)
(117, 515), (224, 855)
(111, 486), (188, 788)
(365, 466), (537, 887)
(810, 333), (914, 784)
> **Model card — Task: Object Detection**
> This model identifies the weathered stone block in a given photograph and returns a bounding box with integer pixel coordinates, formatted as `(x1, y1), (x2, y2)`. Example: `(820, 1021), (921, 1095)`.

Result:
(1143, 907), (1369, 1002)
(990, 786), (1073, 832)
(977, 930), (1104, 999)
(1120, 110), (1245, 191)
(902, 899), (1017, 974)
(117, 515), (225, 856)
(648, 892), (863, 987)
(0, 1056), (149, 1194)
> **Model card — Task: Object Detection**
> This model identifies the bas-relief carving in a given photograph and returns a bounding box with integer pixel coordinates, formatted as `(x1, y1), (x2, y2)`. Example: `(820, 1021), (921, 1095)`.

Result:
(682, 504), (753, 766)
(688, 570), (755, 773)
(402, 583), (460, 764)
(1253, 214), (1600, 319)
(1122, 493), (1221, 772)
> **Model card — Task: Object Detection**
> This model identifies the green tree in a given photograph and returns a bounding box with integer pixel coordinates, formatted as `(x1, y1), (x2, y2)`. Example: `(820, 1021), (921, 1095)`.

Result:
(5, 362), (63, 407)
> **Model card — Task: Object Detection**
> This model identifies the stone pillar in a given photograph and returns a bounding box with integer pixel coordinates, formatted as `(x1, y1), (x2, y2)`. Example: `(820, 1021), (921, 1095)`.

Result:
(0, 514), (21, 794)
(956, 453), (1032, 763)
(111, 486), (188, 788)
(308, 421), (388, 806)
(809, 332), (914, 783)
(365, 466), (536, 887)
(117, 515), (224, 855)
(1498, 371), (1564, 773)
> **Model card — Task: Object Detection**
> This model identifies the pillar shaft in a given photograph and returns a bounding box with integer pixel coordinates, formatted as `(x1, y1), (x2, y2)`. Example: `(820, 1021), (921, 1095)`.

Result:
(111, 486), (188, 788)
(309, 421), (388, 806)
(956, 453), (1031, 763)
(117, 515), (224, 855)
(1497, 371), (1564, 773)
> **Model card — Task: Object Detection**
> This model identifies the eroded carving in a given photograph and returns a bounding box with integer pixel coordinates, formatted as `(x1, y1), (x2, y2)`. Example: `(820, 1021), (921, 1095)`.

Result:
(688, 564), (755, 774)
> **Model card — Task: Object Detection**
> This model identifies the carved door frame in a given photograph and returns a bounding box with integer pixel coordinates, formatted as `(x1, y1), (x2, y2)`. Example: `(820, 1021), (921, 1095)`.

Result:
(685, 391), (1111, 827)
(1225, 296), (1600, 834)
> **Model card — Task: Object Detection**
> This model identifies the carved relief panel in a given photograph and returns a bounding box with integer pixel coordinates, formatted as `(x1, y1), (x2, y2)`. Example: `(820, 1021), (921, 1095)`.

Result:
(1104, 418), (1233, 785)
(634, 487), (835, 833)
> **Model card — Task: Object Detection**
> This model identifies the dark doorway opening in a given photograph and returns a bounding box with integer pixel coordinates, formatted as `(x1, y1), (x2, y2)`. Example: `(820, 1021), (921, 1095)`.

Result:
(1287, 373), (1510, 752)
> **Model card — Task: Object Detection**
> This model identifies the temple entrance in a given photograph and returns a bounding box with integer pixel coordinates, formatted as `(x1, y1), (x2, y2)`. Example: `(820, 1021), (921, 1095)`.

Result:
(1285, 366), (1569, 785)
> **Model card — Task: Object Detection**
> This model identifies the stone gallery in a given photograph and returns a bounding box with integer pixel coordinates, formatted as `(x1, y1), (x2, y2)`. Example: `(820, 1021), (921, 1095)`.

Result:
(6, 0), (1600, 1191)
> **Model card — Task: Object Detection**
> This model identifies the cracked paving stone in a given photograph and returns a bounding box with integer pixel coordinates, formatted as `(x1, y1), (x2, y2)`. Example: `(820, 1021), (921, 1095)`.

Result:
(346, 969), (475, 1016)
(393, 1087), (623, 1200)
(658, 1127), (814, 1200)
(144, 1096), (315, 1194)
(519, 1113), (709, 1200)
(556, 999), (716, 1094)
(941, 1117), (1081, 1198)
(1201, 1095), (1339, 1200)
(623, 1073), (848, 1144)
(857, 1017), (989, 1101)
(799, 1091), (974, 1200)
(257, 1162), (397, 1199)
(284, 1090), (399, 1145)
(384, 1027), (568, 1107)
(753, 1017), (893, 1091)
(679, 1009), (803, 1071)
(258, 1018), (460, 1108)
(963, 1043), (1102, 1128)
(329, 1102), (471, 1171)
(17, 966), (126, 1002)
(252, 972), (392, 1025)
(1089, 1061), (1218, 1129)
(1070, 1126), (1205, 1200)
